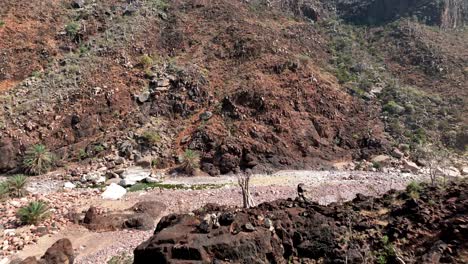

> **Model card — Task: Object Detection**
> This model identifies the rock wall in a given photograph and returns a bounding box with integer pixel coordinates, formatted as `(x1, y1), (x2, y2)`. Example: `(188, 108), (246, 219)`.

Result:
(336, 0), (468, 28)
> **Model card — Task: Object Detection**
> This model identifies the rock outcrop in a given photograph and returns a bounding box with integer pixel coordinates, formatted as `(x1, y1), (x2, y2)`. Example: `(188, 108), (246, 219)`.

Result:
(18, 238), (74, 264)
(134, 181), (467, 263)
(83, 201), (166, 231)
(337, 0), (468, 29)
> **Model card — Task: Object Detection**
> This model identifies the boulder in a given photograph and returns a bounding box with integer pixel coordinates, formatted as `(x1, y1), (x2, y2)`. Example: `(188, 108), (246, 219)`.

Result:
(391, 148), (404, 159)
(371, 155), (391, 165)
(119, 166), (151, 186)
(0, 138), (17, 172)
(137, 91), (151, 103)
(101, 183), (127, 200)
(82, 201), (165, 231)
(19, 238), (74, 264)
(71, 0), (85, 9)
(41, 238), (74, 264)
(461, 166), (468, 176)
(437, 166), (461, 177)
(402, 160), (420, 173)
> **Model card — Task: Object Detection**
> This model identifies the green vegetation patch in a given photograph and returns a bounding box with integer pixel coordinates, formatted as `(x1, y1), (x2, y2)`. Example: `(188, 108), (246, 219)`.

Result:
(127, 182), (225, 192)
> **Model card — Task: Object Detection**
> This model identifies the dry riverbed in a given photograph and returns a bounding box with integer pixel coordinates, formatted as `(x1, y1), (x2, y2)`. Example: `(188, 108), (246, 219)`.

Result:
(1, 170), (427, 263)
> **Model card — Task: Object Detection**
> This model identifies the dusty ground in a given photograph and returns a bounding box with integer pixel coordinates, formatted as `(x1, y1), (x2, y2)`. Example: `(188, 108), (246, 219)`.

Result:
(6, 170), (426, 263)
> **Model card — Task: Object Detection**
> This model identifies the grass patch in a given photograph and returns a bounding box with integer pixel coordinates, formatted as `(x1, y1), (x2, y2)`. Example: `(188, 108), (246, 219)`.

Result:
(127, 182), (225, 192)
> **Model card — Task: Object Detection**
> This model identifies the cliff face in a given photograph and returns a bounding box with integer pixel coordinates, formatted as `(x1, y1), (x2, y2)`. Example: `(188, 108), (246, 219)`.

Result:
(337, 0), (468, 28)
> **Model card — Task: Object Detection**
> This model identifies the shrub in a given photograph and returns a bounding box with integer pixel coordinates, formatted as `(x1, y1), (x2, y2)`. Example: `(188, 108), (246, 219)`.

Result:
(23, 144), (54, 175)
(139, 55), (153, 70)
(0, 182), (9, 199)
(0, 20), (5, 27)
(179, 149), (200, 175)
(108, 253), (133, 264)
(141, 130), (161, 146)
(8, 175), (28, 198)
(65, 21), (80, 38)
(78, 149), (88, 160)
(18, 201), (50, 225)
(383, 100), (405, 114)
(406, 181), (422, 198)
(148, 0), (169, 11)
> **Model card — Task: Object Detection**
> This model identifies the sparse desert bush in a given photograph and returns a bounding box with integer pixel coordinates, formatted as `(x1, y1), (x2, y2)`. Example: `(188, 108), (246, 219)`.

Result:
(148, 0), (169, 11)
(0, 182), (9, 199)
(65, 21), (80, 38)
(0, 20), (5, 27)
(23, 144), (54, 175)
(179, 149), (200, 175)
(141, 130), (161, 146)
(107, 253), (133, 264)
(139, 54), (153, 70)
(8, 175), (28, 198)
(383, 100), (405, 114)
(18, 201), (50, 225)
(406, 181), (422, 198)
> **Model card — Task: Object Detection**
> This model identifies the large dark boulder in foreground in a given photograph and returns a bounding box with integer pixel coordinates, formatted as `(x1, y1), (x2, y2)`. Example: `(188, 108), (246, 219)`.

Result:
(134, 181), (467, 263)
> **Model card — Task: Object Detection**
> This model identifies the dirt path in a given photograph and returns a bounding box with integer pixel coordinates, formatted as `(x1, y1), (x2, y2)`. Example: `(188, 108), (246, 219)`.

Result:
(10, 170), (427, 263)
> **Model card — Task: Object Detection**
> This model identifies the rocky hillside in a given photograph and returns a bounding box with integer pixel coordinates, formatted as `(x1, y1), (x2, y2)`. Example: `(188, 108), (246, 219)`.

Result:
(0, 0), (466, 175)
(134, 180), (468, 263)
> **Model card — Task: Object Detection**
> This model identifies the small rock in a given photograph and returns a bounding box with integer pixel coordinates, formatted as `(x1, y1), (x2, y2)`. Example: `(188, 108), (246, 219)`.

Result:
(71, 0), (85, 9)
(391, 148), (404, 159)
(199, 111), (213, 121)
(243, 223), (256, 232)
(137, 91), (151, 103)
(461, 166), (468, 176)
(402, 160), (420, 173)
(371, 155), (391, 164)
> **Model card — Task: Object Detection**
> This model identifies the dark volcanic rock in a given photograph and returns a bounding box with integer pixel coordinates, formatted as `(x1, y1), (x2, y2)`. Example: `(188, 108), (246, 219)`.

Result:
(134, 181), (468, 263)
(337, 0), (468, 29)
(19, 238), (74, 264)
(83, 201), (166, 231)
(0, 138), (18, 172)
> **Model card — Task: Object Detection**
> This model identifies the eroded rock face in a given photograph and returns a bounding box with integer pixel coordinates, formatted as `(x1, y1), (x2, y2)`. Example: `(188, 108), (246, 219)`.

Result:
(134, 182), (467, 263)
(0, 138), (18, 173)
(337, 0), (468, 28)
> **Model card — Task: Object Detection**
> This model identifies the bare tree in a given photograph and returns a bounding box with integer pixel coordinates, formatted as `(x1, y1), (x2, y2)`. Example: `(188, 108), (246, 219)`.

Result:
(238, 170), (255, 208)
(415, 144), (449, 187)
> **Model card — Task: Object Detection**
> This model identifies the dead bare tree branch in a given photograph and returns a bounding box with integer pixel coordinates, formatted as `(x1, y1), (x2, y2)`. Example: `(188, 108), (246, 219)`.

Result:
(238, 170), (255, 209)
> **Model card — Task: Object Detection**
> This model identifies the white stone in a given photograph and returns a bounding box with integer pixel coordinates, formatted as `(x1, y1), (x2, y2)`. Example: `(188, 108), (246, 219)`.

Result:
(461, 166), (468, 176)
(63, 182), (76, 189)
(96, 176), (106, 184)
(437, 166), (461, 177)
(8, 201), (21, 207)
(101, 183), (127, 200)
(0, 257), (10, 264)
(144, 177), (159, 183)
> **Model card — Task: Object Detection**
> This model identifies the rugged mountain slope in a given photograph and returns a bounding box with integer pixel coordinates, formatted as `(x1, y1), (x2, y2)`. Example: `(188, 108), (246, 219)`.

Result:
(0, 0), (466, 175)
